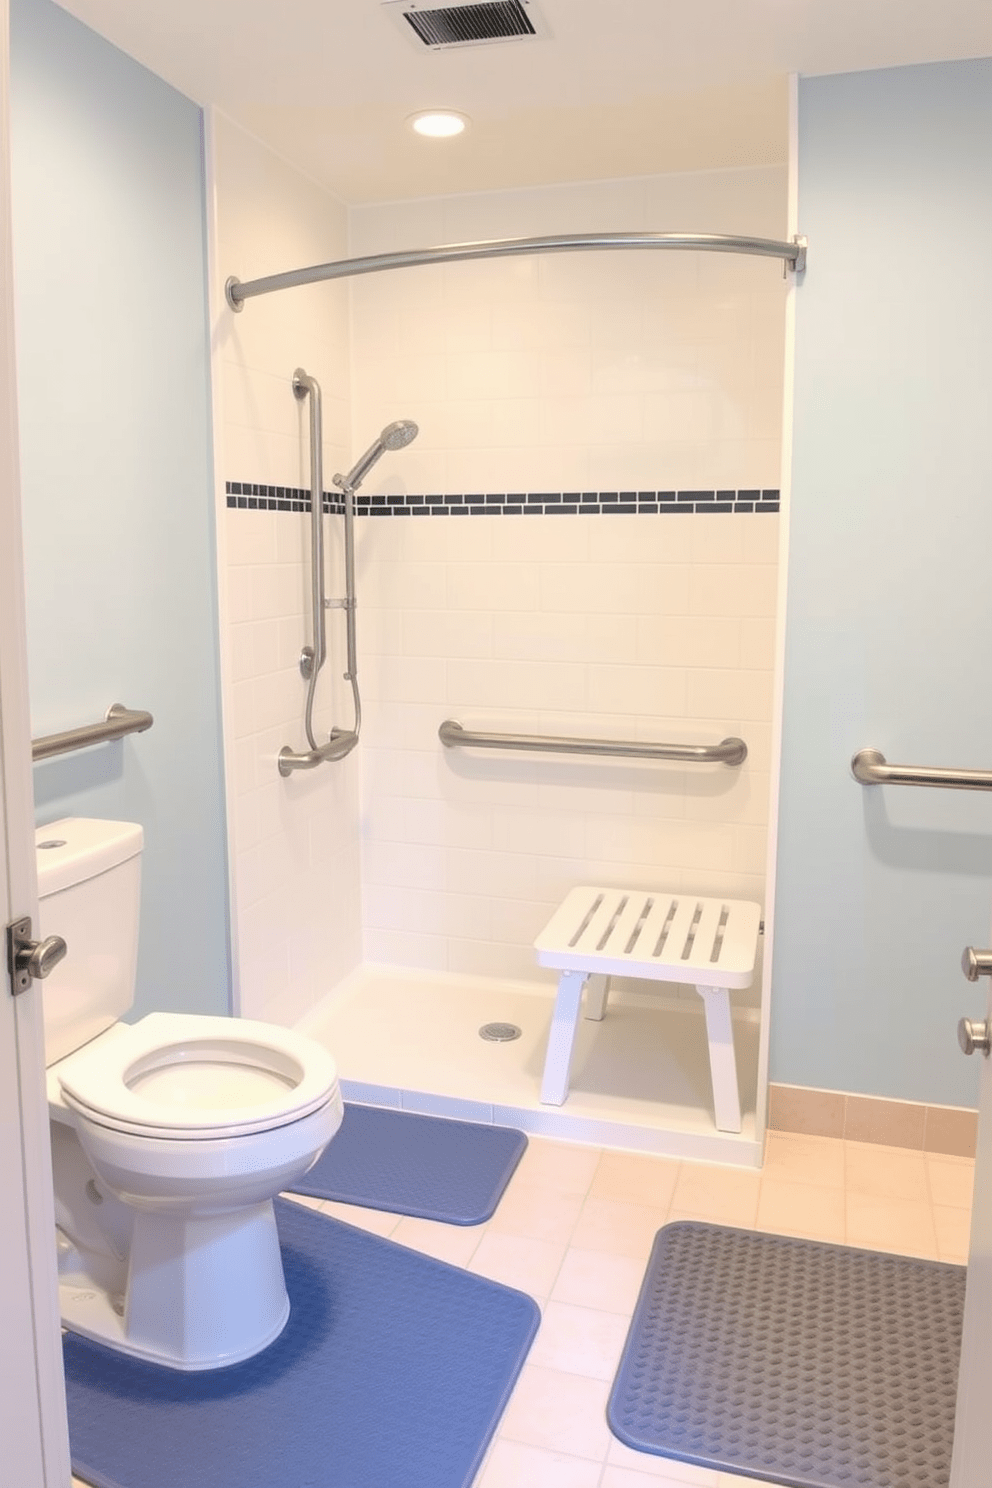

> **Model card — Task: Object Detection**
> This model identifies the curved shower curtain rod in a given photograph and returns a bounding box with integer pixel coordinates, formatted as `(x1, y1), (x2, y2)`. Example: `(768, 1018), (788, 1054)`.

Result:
(225, 230), (807, 309)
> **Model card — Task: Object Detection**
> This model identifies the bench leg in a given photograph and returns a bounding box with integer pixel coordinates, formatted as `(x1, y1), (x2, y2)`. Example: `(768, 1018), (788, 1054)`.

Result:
(694, 985), (742, 1134)
(584, 974), (611, 1022)
(540, 969), (588, 1106)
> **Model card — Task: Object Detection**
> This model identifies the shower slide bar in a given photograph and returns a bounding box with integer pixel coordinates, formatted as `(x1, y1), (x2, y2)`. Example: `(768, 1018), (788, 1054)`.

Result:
(31, 704), (153, 762)
(278, 377), (418, 775)
(851, 748), (992, 791)
(226, 231), (807, 309)
(439, 719), (747, 765)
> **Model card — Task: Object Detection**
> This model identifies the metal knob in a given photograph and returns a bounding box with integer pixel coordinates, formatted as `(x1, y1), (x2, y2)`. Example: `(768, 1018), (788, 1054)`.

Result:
(958, 1018), (992, 1057)
(961, 946), (992, 982)
(6, 915), (68, 995)
(16, 934), (67, 981)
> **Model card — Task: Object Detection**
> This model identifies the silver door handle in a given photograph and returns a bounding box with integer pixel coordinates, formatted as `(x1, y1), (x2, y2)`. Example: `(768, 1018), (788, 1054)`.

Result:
(5, 916), (67, 995)
(962, 946), (992, 981)
(958, 1018), (992, 1057)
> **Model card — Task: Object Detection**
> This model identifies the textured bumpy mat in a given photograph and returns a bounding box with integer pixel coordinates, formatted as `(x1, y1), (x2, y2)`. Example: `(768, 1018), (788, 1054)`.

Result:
(289, 1101), (528, 1224)
(63, 1198), (540, 1488)
(608, 1222), (966, 1488)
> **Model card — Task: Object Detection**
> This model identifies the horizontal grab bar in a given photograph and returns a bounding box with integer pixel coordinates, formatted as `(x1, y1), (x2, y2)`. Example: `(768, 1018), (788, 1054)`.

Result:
(851, 747), (992, 791)
(31, 704), (153, 763)
(439, 720), (747, 765)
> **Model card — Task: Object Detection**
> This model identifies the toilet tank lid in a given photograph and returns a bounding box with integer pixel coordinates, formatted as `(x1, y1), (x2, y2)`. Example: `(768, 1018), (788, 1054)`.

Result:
(36, 818), (143, 898)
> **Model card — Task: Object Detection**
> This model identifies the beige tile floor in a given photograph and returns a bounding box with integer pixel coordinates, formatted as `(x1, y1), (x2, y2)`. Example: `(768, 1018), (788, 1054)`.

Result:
(70, 1130), (974, 1488)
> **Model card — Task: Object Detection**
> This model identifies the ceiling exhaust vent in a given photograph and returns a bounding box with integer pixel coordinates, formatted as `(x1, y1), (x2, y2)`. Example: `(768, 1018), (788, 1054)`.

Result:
(384, 0), (549, 50)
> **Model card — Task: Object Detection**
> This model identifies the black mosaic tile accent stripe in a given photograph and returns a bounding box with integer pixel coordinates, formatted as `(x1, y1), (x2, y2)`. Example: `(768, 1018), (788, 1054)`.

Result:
(225, 482), (347, 515)
(226, 482), (780, 516)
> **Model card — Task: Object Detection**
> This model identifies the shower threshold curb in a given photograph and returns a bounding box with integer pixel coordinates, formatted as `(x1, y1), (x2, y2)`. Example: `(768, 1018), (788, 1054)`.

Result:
(339, 1078), (762, 1168)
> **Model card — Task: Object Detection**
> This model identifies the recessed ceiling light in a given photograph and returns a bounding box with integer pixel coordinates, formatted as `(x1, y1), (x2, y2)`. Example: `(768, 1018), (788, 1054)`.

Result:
(408, 110), (470, 138)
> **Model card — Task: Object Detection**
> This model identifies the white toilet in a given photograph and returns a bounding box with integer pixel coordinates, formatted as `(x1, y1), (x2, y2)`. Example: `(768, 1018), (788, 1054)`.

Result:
(38, 816), (344, 1371)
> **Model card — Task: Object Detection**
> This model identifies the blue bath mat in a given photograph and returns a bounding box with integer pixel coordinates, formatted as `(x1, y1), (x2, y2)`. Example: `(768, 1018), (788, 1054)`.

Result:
(289, 1102), (527, 1224)
(608, 1221), (965, 1488)
(64, 1197), (540, 1488)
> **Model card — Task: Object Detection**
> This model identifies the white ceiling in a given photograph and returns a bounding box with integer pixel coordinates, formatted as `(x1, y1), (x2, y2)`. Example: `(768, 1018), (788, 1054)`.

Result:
(57, 0), (992, 203)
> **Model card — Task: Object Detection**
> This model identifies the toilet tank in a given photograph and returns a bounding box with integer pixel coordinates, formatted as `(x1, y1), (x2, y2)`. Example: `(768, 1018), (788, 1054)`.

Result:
(36, 818), (143, 1066)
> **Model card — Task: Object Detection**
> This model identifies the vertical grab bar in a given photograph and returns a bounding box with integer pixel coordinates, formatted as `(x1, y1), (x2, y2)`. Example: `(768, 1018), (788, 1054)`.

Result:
(278, 368), (358, 775)
(295, 367), (325, 692)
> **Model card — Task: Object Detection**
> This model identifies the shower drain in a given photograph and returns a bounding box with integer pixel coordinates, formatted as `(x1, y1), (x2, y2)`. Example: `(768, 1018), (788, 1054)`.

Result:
(478, 1021), (522, 1042)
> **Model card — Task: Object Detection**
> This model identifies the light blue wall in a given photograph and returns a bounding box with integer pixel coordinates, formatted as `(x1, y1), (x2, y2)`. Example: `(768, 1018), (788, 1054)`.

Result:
(773, 59), (992, 1107)
(9, 0), (230, 1019)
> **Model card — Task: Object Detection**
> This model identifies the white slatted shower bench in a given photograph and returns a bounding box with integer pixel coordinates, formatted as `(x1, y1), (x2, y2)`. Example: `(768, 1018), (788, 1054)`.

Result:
(534, 886), (762, 1133)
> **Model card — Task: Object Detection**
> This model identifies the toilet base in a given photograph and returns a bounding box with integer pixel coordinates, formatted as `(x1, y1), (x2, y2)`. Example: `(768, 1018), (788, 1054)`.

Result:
(58, 1198), (291, 1371)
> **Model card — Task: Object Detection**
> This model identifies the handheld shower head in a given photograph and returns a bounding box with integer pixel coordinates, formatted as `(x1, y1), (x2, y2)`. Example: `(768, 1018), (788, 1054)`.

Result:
(381, 418), (419, 452)
(334, 419), (419, 492)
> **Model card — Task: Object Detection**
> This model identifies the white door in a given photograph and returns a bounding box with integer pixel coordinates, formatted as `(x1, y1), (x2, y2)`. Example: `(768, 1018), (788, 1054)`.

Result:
(0, 0), (73, 1480)
(949, 952), (992, 1487)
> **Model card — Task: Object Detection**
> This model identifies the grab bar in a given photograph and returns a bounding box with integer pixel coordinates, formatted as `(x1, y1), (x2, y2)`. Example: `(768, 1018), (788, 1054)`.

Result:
(279, 367), (360, 777)
(851, 747), (992, 791)
(31, 704), (153, 762)
(297, 367), (326, 684)
(439, 720), (747, 765)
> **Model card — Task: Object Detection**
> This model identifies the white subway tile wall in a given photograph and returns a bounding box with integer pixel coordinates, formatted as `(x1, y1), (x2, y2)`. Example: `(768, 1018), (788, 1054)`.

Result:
(354, 512), (778, 984)
(347, 167), (786, 980)
(213, 113), (362, 1023)
(349, 167), (786, 496)
(215, 138), (787, 1007)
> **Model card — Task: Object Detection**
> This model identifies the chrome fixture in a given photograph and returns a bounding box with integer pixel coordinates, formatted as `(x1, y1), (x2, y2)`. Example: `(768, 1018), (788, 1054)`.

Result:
(962, 947), (992, 982)
(478, 1022), (523, 1042)
(295, 368), (326, 687)
(851, 747), (992, 791)
(958, 947), (992, 1057)
(226, 231), (807, 312)
(439, 719), (746, 765)
(958, 1019), (992, 1057)
(279, 396), (419, 775)
(6, 915), (67, 996)
(31, 703), (153, 763)
(278, 369), (346, 777)
(337, 420), (419, 493)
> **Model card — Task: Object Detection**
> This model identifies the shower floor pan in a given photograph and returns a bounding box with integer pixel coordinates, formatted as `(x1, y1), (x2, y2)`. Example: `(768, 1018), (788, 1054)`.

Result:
(300, 967), (762, 1167)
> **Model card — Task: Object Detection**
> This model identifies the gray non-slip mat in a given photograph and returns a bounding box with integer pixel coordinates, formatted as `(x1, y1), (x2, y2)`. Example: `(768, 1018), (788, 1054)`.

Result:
(608, 1222), (966, 1488)
(64, 1198), (540, 1488)
(290, 1101), (527, 1224)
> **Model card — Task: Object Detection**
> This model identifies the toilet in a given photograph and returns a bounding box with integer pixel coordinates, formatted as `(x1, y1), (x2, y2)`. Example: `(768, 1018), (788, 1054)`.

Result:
(38, 817), (343, 1371)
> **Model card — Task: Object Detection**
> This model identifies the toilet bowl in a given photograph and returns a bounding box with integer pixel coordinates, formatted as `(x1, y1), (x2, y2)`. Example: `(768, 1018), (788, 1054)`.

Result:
(50, 1012), (342, 1370)
(39, 819), (345, 1371)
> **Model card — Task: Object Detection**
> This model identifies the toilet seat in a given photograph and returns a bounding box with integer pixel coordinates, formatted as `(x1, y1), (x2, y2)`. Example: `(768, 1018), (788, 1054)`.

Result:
(57, 1012), (339, 1140)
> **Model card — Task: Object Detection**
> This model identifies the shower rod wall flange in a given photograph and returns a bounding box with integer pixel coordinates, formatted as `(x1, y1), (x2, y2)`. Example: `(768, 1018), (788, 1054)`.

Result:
(225, 231), (807, 310)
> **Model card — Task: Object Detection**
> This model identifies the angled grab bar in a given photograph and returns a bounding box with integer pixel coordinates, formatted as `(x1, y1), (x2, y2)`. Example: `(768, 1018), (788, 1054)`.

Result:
(32, 704), (153, 762)
(439, 720), (746, 765)
(851, 747), (992, 791)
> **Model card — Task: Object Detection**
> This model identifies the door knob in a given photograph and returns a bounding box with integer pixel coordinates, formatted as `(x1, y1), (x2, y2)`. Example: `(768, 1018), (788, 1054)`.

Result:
(18, 934), (68, 981)
(5, 916), (67, 995)
(961, 946), (992, 981)
(958, 1018), (992, 1057)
